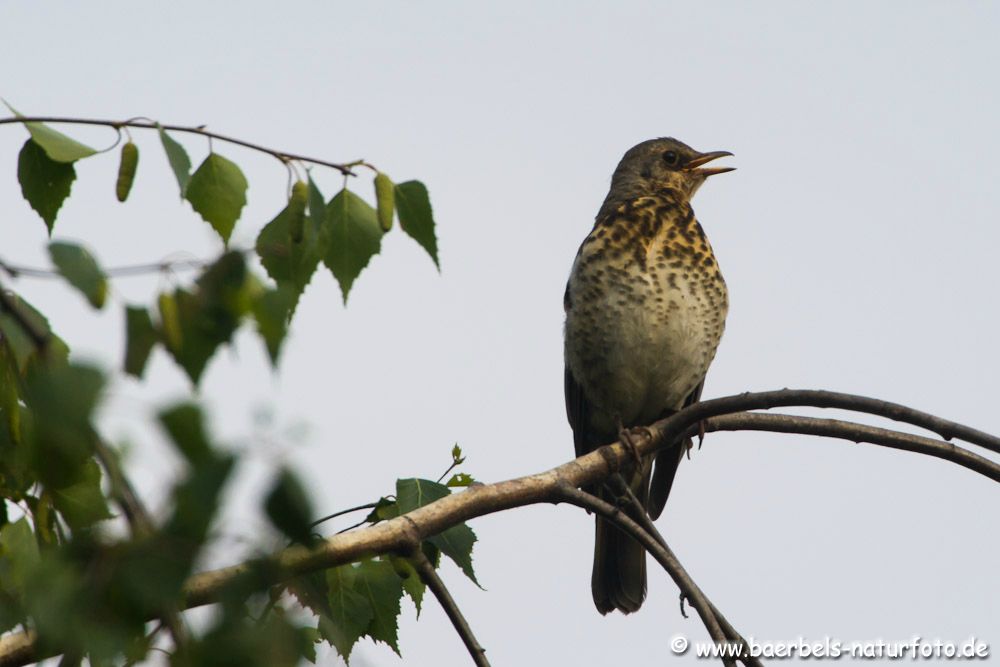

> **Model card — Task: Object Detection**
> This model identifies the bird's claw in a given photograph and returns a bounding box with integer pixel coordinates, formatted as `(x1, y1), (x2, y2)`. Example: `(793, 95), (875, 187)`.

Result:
(616, 419), (650, 469)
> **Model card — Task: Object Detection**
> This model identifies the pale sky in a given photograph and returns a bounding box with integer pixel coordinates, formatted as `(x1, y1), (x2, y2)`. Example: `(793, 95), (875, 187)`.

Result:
(2, 2), (998, 665)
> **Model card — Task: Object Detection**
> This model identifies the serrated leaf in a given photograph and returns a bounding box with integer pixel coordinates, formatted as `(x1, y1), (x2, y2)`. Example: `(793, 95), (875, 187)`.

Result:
(428, 523), (479, 585)
(396, 478), (480, 585)
(452, 443), (464, 463)
(322, 565), (373, 661)
(3, 102), (97, 162)
(48, 241), (108, 309)
(446, 472), (475, 487)
(324, 188), (384, 303)
(252, 285), (293, 366)
(115, 141), (139, 202)
(394, 180), (439, 268)
(123, 306), (157, 378)
(157, 125), (191, 196)
(374, 173), (394, 231)
(353, 559), (403, 655)
(185, 153), (248, 244)
(50, 458), (113, 529)
(256, 179), (326, 313)
(264, 468), (315, 546)
(388, 555), (425, 616)
(17, 139), (75, 234)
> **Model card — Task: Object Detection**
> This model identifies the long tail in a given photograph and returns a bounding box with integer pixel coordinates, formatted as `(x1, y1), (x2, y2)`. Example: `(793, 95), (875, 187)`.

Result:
(591, 466), (650, 614)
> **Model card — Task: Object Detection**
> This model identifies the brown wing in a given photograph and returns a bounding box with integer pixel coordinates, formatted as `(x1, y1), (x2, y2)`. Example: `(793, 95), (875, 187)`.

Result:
(646, 379), (703, 520)
(564, 365), (593, 460)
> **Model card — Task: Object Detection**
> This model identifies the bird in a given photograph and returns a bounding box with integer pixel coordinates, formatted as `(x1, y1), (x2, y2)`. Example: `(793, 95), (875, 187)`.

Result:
(563, 137), (732, 614)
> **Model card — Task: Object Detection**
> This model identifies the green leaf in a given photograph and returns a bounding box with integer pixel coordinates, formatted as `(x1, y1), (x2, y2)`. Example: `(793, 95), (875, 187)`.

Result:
(396, 478), (479, 585)
(446, 472), (475, 487)
(388, 555), (425, 616)
(0, 527), (32, 633)
(0, 518), (39, 632)
(159, 252), (248, 385)
(428, 522), (479, 585)
(48, 241), (108, 309)
(17, 139), (76, 234)
(353, 559), (403, 655)
(252, 285), (293, 366)
(123, 306), (157, 378)
(3, 102), (97, 162)
(364, 496), (399, 523)
(157, 125), (191, 196)
(288, 180), (308, 243)
(322, 564), (373, 661)
(185, 153), (248, 244)
(50, 458), (113, 529)
(23, 363), (104, 489)
(0, 291), (57, 372)
(394, 180), (439, 268)
(374, 172), (394, 231)
(264, 468), (315, 546)
(158, 402), (214, 465)
(115, 141), (139, 202)
(324, 188), (384, 303)
(255, 177), (328, 313)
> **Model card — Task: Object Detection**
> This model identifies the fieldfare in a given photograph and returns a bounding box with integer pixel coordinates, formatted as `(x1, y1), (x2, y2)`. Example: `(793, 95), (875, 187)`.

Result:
(564, 137), (732, 614)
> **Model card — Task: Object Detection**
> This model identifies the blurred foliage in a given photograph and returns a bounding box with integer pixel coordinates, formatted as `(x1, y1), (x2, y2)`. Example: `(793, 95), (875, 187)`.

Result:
(0, 110), (477, 665)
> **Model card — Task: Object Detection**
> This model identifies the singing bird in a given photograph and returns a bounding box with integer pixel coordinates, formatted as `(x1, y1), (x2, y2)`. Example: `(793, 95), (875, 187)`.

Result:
(564, 138), (732, 614)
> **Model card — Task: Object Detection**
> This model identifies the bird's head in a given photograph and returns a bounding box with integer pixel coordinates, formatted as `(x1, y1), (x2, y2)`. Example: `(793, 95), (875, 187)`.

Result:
(606, 137), (734, 203)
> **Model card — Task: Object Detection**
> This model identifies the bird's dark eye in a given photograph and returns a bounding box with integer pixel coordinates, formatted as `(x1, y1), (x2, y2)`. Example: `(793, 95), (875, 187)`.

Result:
(662, 150), (679, 166)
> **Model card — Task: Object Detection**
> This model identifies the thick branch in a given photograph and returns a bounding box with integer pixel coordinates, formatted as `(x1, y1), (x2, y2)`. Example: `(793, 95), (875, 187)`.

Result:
(0, 116), (360, 175)
(410, 548), (490, 667)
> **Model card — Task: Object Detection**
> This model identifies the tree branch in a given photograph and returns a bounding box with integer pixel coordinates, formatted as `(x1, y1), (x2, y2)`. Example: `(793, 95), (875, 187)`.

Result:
(0, 116), (361, 175)
(2, 391), (997, 666)
(558, 484), (735, 667)
(607, 476), (763, 667)
(409, 547), (490, 667)
(696, 413), (1000, 482)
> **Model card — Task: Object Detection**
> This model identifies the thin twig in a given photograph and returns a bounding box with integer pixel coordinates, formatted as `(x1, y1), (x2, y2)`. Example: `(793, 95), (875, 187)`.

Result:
(410, 548), (490, 667)
(610, 476), (762, 667)
(662, 389), (1000, 457)
(0, 116), (361, 176)
(558, 484), (735, 667)
(0, 249), (254, 282)
(309, 502), (378, 530)
(694, 412), (1000, 483)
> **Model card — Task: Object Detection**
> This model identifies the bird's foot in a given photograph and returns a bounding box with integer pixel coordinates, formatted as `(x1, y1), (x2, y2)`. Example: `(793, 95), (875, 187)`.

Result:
(697, 418), (707, 449)
(616, 419), (651, 469)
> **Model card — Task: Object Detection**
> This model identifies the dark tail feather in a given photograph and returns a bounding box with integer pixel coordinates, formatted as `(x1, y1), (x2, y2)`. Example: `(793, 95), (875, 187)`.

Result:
(591, 464), (651, 614)
(592, 513), (647, 614)
(647, 437), (688, 520)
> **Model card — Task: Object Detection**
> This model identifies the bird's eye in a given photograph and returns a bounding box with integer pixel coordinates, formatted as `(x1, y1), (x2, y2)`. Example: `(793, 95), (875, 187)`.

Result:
(663, 150), (679, 166)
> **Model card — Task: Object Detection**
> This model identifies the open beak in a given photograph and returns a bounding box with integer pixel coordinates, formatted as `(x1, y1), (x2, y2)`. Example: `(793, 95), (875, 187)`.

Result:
(685, 150), (735, 176)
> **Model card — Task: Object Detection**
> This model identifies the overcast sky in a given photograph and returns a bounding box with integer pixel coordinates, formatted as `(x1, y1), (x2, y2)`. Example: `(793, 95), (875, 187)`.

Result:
(2, 2), (999, 665)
